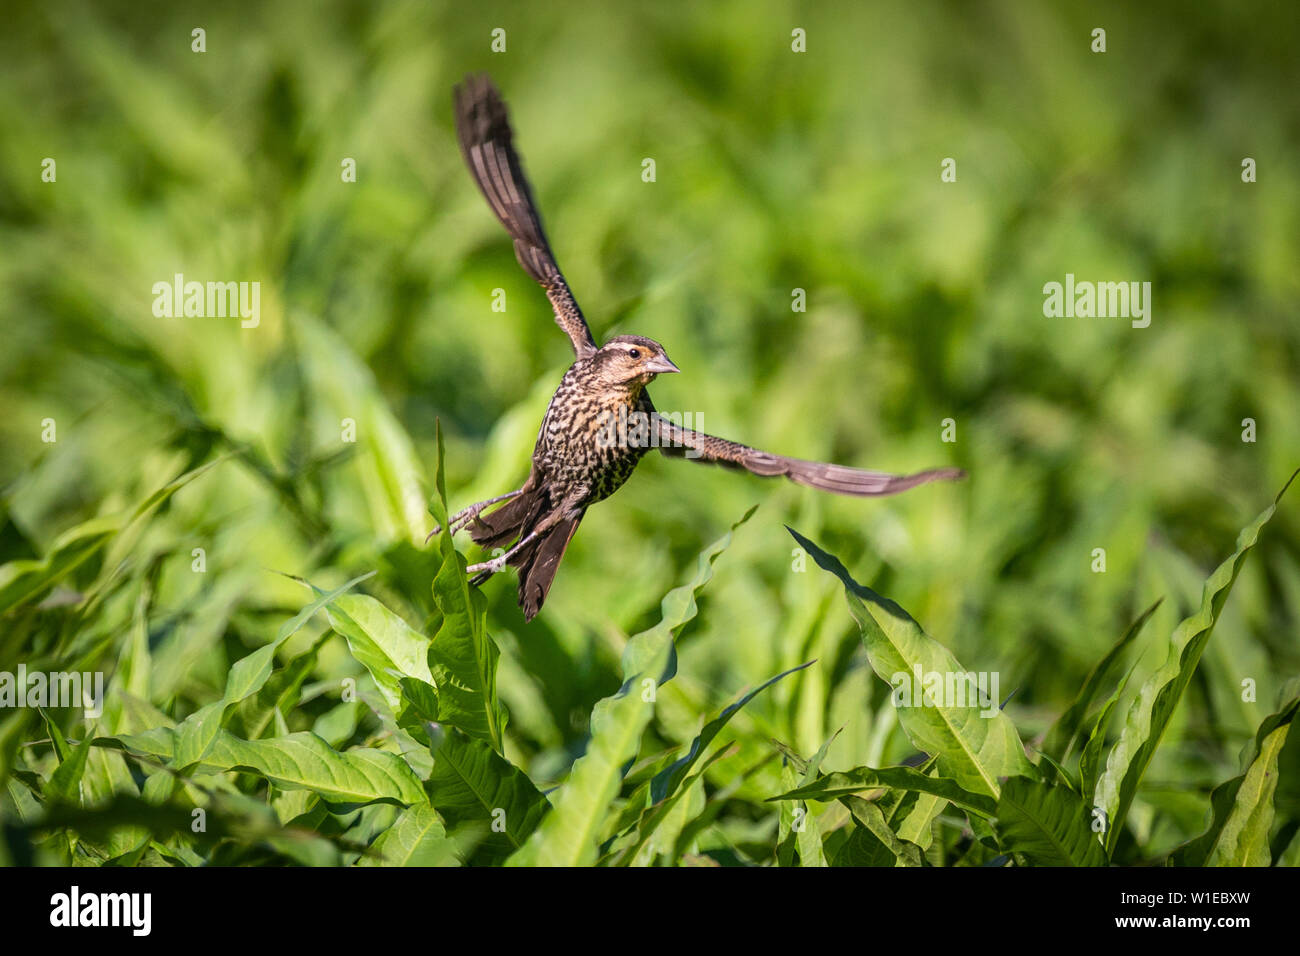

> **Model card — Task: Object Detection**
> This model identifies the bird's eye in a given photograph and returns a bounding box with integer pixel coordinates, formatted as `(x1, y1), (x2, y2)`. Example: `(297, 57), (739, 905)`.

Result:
(628, 348), (641, 359)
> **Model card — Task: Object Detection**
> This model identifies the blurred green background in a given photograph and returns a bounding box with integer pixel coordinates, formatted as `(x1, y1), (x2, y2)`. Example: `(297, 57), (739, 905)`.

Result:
(2, 0), (1298, 862)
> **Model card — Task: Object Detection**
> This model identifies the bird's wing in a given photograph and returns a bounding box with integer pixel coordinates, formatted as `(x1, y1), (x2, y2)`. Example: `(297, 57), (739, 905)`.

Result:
(650, 412), (965, 497)
(453, 74), (598, 359)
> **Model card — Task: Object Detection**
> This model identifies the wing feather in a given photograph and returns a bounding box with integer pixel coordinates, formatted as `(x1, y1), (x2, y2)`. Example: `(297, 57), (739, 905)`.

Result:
(453, 74), (597, 358)
(650, 412), (965, 497)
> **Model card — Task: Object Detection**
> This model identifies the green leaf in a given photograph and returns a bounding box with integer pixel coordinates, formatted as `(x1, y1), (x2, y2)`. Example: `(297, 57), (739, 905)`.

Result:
(772, 733), (839, 867)
(651, 662), (811, 804)
(788, 527), (1036, 798)
(0, 518), (118, 615)
(882, 757), (949, 851)
(1094, 471), (1296, 852)
(842, 795), (924, 866)
(236, 633), (329, 741)
(46, 725), (95, 805)
(507, 668), (661, 867)
(39, 707), (72, 763)
(203, 732), (427, 807)
(170, 572), (373, 769)
(325, 593), (433, 712)
(428, 552), (505, 749)
(1042, 599), (1162, 761)
(299, 314), (430, 544)
(84, 455), (234, 610)
(609, 746), (730, 867)
(426, 422), (507, 750)
(770, 765), (998, 818)
(358, 804), (458, 866)
(118, 729), (426, 807)
(506, 508), (756, 867)
(996, 776), (1108, 866)
(621, 505), (757, 686)
(614, 664), (812, 866)
(427, 728), (549, 864)
(1078, 663), (1138, 801)
(1171, 691), (1300, 866)
(0, 457), (230, 615)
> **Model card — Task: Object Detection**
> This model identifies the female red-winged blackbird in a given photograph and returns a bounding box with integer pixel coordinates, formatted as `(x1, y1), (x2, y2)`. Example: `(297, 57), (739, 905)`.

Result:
(440, 74), (964, 620)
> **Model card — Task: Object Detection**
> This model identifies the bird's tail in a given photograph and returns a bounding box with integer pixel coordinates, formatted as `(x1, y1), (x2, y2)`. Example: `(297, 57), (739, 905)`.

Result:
(514, 513), (584, 621)
(469, 489), (584, 620)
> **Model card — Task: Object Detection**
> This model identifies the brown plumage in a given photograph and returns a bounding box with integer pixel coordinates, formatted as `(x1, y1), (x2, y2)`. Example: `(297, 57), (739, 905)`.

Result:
(440, 74), (965, 620)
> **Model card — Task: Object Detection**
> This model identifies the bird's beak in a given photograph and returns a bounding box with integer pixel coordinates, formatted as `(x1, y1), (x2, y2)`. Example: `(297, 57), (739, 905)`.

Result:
(645, 354), (680, 374)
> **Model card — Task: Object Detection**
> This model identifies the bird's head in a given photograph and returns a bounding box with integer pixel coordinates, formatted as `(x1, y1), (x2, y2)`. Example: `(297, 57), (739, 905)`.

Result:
(590, 335), (680, 388)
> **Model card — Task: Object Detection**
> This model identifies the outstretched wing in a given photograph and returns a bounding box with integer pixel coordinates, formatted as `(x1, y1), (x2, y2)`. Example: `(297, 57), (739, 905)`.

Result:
(650, 412), (965, 497)
(453, 74), (598, 359)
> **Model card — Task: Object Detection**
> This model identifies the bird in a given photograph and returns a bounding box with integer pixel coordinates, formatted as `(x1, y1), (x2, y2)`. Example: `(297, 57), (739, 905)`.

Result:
(438, 73), (964, 620)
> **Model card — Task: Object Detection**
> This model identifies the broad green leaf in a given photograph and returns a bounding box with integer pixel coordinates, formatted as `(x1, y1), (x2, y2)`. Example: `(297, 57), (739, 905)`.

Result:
(358, 804), (458, 866)
(429, 551), (505, 749)
(996, 776), (1107, 866)
(1042, 599), (1162, 761)
(789, 527), (1036, 798)
(770, 765), (998, 818)
(427, 422), (506, 750)
(117, 728), (425, 806)
(1171, 691), (1300, 866)
(1094, 471), (1295, 852)
(171, 572), (373, 769)
(325, 593), (433, 712)
(842, 795), (924, 866)
(110, 726), (177, 760)
(834, 824), (899, 866)
(201, 732), (427, 807)
(427, 728), (549, 863)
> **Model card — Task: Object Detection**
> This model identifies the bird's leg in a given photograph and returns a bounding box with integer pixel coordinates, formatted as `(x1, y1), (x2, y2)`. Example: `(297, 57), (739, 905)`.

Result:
(426, 489), (523, 542)
(465, 529), (542, 577)
(466, 506), (569, 578)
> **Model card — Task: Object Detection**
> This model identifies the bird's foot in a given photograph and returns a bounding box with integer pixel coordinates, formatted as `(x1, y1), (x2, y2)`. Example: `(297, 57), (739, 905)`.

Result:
(426, 490), (524, 545)
(465, 554), (508, 576)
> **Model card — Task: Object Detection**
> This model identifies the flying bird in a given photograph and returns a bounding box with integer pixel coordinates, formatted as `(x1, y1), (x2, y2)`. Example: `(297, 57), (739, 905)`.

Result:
(438, 74), (964, 620)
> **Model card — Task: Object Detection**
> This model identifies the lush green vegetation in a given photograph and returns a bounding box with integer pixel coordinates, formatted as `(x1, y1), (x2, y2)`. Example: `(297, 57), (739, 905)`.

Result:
(2, 0), (1297, 866)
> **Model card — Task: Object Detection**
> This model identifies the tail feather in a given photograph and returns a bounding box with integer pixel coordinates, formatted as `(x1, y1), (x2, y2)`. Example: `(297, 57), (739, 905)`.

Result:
(465, 480), (583, 619)
(517, 512), (584, 620)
